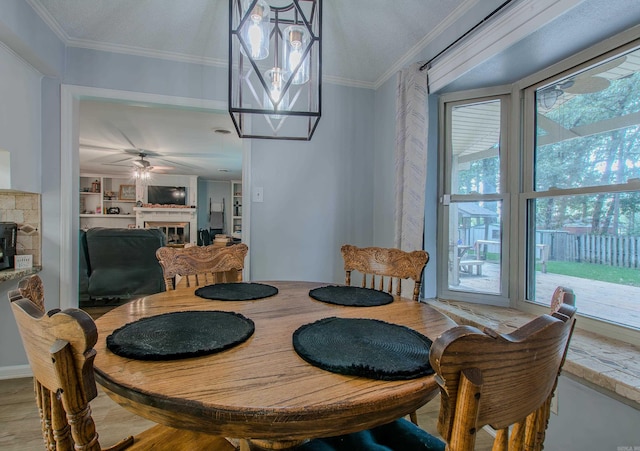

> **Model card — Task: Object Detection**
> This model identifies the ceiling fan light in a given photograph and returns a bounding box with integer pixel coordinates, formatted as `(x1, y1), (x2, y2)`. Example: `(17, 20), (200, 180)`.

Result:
(537, 87), (562, 110)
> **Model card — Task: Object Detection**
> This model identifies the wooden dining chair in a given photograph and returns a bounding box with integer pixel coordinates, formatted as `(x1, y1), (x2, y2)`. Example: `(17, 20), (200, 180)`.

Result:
(340, 244), (429, 425)
(550, 285), (575, 313)
(156, 243), (248, 290)
(8, 273), (45, 310)
(340, 244), (429, 302)
(299, 304), (577, 451)
(9, 286), (236, 451)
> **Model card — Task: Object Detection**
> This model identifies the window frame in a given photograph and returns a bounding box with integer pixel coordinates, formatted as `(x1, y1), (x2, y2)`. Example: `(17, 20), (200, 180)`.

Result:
(516, 37), (640, 345)
(437, 88), (512, 306)
(437, 29), (640, 346)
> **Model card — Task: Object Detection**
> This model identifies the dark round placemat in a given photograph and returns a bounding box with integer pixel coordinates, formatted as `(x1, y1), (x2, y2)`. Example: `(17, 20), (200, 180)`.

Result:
(195, 282), (279, 301)
(106, 310), (254, 361)
(309, 285), (393, 307)
(292, 317), (433, 380)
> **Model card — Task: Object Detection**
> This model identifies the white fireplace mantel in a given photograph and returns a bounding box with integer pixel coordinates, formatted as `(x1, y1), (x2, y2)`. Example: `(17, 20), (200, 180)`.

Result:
(134, 207), (198, 244)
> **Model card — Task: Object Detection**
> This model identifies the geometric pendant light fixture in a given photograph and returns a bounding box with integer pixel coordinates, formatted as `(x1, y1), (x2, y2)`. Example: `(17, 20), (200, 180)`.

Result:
(228, 0), (322, 140)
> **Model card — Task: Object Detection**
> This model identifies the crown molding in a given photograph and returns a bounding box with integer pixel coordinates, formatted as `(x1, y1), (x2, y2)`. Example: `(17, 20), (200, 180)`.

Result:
(66, 38), (228, 68)
(373, 0), (482, 90)
(323, 74), (375, 89)
(25, 0), (70, 42)
(29, 0), (533, 91)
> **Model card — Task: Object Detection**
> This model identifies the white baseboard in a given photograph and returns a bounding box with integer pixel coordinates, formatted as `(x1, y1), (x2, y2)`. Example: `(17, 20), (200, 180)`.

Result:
(483, 425), (497, 437)
(0, 365), (32, 380)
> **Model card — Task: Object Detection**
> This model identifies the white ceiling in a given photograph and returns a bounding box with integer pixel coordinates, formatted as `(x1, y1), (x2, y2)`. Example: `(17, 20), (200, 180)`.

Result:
(29, 0), (489, 88)
(78, 100), (242, 180)
(26, 0), (507, 178)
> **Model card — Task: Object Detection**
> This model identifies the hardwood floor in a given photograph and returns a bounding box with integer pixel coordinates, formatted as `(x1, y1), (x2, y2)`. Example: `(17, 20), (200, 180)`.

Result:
(0, 376), (494, 450)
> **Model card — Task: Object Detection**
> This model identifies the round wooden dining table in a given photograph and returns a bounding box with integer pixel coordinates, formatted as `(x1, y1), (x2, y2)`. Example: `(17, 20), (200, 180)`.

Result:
(93, 280), (456, 450)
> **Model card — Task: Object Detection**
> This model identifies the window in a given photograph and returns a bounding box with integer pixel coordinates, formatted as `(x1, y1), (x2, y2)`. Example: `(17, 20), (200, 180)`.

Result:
(524, 45), (640, 331)
(439, 95), (509, 303)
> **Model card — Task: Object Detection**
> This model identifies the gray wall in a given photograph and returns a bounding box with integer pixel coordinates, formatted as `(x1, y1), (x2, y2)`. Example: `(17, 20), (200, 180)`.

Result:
(249, 83), (374, 284)
(372, 73), (397, 249)
(0, 2), (64, 367)
(0, 0), (374, 370)
(0, 41), (44, 367)
(545, 376), (640, 450)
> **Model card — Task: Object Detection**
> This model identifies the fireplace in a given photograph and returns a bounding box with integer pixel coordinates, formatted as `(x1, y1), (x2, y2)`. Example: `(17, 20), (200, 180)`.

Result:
(145, 221), (189, 245)
(134, 206), (197, 246)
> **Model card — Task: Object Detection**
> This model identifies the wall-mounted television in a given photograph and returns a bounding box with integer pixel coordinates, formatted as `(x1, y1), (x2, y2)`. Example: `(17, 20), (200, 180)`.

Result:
(147, 186), (187, 205)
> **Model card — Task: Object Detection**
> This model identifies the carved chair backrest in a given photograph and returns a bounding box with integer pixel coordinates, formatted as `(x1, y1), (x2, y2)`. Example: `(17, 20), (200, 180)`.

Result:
(550, 285), (576, 313)
(8, 274), (45, 311)
(340, 244), (429, 302)
(156, 243), (248, 290)
(9, 292), (107, 451)
(430, 304), (577, 451)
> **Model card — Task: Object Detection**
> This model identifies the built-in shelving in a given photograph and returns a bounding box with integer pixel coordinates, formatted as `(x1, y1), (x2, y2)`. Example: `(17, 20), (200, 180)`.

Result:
(231, 180), (242, 239)
(79, 175), (136, 229)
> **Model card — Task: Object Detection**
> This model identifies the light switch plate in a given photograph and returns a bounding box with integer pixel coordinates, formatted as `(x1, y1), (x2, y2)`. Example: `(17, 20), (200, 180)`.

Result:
(253, 187), (264, 202)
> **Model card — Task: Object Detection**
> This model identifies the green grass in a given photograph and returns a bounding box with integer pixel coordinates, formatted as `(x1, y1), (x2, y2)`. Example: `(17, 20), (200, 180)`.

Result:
(471, 252), (640, 287)
(535, 261), (640, 287)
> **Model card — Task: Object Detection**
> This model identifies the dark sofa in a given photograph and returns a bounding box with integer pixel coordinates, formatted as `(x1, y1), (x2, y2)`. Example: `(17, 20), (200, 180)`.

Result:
(79, 227), (166, 302)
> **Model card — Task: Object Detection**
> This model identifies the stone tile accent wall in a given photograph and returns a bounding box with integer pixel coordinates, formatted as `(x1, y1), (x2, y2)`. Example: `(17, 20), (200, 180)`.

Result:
(0, 192), (41, 266)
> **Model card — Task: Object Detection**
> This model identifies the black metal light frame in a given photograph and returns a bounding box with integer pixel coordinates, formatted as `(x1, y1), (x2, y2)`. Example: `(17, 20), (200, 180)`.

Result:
(228, 0), (322, 140)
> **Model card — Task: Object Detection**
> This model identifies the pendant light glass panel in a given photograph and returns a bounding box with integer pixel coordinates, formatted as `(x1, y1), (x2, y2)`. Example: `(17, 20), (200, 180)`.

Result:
(240, 0), (270, 60)
(229, 0), (322, 140)
(263, 67), (290, 118)
(283, 25), (310, 85)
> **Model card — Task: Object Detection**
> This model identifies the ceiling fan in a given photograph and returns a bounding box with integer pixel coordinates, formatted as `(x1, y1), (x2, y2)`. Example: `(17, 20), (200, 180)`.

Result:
(132, 152), (157, 180)
(132, 153), (153, 170)
(538, 55), (628, 109)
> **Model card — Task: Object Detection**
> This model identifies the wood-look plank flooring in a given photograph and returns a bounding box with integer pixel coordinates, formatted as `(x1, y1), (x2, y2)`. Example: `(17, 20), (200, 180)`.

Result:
(0, 305), (494, 450)
(0, 376), (494, 450)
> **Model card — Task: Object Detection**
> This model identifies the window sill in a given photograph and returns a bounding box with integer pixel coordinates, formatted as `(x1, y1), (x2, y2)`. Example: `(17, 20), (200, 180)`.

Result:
(427, 298), (640, 409)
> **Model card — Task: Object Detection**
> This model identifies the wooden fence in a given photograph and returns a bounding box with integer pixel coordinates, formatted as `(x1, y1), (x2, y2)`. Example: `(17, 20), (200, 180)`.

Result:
(537, 231), (640, 268)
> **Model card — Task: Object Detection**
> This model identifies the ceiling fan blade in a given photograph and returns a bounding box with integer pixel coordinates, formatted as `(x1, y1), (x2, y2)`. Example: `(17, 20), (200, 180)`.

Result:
(563, 77), (610, 94)
(150, 165), (174, 171)
(580, 55), (627, 77)
(153, 157), (201, 170)
(103, 161), (134, 167)
(169, 152), (229, 159)
(79, 143), (125, 152)
(124, 148), (161, 157)
(106, 155), (135, 164)
(117, 128), (138, 149)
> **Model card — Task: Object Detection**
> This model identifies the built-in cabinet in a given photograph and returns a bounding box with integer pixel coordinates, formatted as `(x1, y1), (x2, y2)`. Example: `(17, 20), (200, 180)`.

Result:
(79, 175), (136, 229)
(231, 180), (242, 239)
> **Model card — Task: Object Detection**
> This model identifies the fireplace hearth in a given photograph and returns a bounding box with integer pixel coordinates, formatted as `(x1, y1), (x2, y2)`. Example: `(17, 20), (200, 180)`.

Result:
(145, 221), (189, 245)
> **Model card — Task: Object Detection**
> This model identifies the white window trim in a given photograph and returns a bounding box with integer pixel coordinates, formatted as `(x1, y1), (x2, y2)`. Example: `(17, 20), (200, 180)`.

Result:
(438, 27), (640, 346)
(516, 32), (640, 346)
(438, 87), (512, 306)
